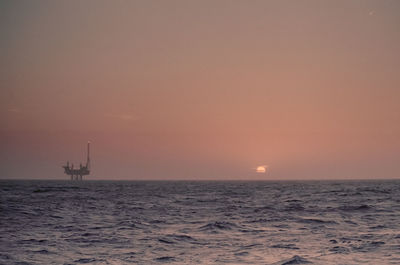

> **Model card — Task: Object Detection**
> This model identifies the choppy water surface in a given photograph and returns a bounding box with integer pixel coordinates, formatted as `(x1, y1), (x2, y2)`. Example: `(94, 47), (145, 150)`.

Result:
(1, 180), (400, 264)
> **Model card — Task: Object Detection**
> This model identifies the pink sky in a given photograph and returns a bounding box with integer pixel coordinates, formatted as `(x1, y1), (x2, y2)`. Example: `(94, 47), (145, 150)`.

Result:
(1, 0), (399, 179)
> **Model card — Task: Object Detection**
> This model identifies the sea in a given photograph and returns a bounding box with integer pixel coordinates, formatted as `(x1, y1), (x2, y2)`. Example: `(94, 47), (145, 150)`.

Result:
(1, 180), (400, 264)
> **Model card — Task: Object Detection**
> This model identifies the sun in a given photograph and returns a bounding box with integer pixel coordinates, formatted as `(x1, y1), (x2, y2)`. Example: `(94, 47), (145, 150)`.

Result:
(256, 166), (267, 173)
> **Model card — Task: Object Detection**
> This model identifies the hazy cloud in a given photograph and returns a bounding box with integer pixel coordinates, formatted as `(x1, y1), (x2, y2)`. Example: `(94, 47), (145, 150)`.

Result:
(7, 108), (21, 113)
(104, 113), (139, 121)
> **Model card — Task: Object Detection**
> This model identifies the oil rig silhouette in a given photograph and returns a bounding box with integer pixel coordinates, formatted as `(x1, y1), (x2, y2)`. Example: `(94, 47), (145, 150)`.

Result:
(63, 142), (91, 180)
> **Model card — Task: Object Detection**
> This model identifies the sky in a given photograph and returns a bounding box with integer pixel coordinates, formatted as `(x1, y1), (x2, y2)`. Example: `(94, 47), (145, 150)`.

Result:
(1, 0), (400, 180)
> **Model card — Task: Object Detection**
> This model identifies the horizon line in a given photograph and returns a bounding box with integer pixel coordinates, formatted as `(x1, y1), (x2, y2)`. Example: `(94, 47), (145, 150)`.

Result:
(1, 177), (399, 182)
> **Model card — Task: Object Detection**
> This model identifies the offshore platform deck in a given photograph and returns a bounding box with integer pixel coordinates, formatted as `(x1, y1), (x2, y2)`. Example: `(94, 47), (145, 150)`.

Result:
(63, 142), (91, 180)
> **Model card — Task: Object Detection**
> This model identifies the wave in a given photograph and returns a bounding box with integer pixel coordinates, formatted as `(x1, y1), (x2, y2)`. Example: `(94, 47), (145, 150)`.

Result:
(199, 221), (238, 232)
(32, 249), (51, 254)
(155, 256), (175, 262)
(74, 258), (102, 263)
(158, 238), (174, 244)
(234, 251), (249, 256)
(338, 205), (372, 211)
(254, 205), (275, 213)
(271, 243), (300, 250)
(275, 255), (312, 264)
(170, 234), (196, 242)
(157, 234), (199, 246)
(297, 218), (338, 225)
(284, 204), (305, 211)
(32, 186), (85, 193)
(329, 246), (349, 253)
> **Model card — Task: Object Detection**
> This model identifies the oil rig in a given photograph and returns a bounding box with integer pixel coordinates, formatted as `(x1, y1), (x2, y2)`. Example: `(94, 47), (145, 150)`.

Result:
(63, 142), (91, 180)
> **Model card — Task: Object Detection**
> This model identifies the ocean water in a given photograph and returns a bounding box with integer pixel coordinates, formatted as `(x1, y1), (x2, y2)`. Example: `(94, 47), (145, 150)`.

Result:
(1, 180), (400, 264)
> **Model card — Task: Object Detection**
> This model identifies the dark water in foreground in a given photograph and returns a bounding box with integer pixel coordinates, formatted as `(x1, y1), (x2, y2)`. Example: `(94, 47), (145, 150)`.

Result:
(1, 180), (400, 264)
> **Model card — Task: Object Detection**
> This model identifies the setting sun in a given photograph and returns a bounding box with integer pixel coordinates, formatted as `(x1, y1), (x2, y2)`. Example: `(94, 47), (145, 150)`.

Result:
(256, 165), (267, 173)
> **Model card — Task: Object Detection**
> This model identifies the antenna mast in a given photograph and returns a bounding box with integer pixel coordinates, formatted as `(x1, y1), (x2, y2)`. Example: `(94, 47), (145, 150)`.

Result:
(86, 141), (90, 169)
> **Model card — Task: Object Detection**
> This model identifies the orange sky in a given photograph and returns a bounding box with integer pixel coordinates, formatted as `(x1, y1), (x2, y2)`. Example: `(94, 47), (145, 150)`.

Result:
(1, 0), (400, 179)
